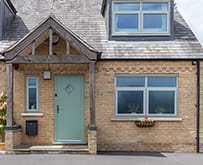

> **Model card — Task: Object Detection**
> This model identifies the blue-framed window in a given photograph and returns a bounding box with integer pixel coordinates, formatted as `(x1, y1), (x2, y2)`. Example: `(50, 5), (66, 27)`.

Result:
(112, 1), (170, 36)
(26, 76), (39, 112)
(115, 74), (178, 117)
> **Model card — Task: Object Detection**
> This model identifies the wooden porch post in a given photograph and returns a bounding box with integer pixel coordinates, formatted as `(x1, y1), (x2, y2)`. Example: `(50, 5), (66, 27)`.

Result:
(89, 61), (96, 130)
(88, 61), (97, 154)
(6, 63), (13, 128)
(49, 28), (53, 56)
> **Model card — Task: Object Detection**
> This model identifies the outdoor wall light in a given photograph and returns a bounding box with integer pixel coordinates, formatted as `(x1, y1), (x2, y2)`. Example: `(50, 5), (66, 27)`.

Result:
(43, 71), (51, 80)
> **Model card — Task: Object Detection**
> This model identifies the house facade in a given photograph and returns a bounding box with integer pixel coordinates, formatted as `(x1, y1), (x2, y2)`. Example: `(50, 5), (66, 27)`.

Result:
(0, 0), (203, 154)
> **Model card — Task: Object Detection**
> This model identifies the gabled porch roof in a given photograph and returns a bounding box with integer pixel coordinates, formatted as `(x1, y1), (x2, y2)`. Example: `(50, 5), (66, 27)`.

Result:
(4, 15), (100, 62)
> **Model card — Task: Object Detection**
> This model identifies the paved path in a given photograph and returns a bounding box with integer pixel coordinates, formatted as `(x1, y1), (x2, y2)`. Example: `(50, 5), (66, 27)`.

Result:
(0, 152), (203, 165)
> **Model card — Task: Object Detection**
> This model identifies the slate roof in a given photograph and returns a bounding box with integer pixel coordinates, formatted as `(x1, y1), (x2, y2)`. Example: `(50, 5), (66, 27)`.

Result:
(0, 0), (203, 60)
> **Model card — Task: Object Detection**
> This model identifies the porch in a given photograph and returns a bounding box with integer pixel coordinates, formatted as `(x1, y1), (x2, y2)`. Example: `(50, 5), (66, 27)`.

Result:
(4, 16), (99, 154)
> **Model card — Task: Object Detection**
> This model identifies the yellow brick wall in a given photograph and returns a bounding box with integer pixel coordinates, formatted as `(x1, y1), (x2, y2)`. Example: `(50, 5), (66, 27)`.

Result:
(6, 58), (203, 152)
(13, 64), (90, 144)
(95, 61), (198, 152)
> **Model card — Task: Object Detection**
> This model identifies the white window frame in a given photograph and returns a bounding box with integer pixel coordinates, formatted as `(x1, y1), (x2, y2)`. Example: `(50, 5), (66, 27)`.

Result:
(112, 0), (171, 36)
(115, 74), (178, 117)
(26, 76), (39, 112)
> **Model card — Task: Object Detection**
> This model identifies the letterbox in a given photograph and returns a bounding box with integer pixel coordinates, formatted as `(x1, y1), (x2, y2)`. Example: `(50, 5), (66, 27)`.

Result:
(26, 120), (38, 135)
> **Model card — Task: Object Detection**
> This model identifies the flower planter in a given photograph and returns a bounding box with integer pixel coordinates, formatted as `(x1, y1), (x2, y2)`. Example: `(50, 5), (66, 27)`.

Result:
(0, 143), (5, 151)
(135, 121), (155, 127)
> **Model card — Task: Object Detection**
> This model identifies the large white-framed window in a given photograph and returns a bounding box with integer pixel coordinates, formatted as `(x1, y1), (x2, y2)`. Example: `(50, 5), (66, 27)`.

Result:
(115, 74), (178, 117)
(26, 76), (39, 112)
(112, 0), (170, 36)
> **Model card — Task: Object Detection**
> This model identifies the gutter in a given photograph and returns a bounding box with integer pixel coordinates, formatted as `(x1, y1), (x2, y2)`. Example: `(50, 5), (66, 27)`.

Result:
(98, 58), (203, 61)
(193, 60), (201, 153)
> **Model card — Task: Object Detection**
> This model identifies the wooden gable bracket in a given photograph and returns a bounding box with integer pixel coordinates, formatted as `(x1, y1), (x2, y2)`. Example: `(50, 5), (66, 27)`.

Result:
(32, 41), (35, 55)
(4, 15), (101, 63)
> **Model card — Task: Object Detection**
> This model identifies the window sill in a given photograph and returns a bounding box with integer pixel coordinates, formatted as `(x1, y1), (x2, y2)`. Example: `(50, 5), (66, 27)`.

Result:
(111, 117), (183, 122)
(21, 113), (44, 117)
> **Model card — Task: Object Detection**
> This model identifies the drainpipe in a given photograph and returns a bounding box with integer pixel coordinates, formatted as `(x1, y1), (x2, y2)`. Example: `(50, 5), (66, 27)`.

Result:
(193, 60), (200, 153)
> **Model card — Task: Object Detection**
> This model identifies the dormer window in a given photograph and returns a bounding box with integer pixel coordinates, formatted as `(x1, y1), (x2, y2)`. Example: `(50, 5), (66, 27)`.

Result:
(112, 0), (170, 36)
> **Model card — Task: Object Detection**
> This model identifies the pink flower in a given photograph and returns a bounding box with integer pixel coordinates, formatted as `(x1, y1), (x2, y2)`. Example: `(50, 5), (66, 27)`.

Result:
(0, 92), (4, 98)
(144, 117), (148, 120)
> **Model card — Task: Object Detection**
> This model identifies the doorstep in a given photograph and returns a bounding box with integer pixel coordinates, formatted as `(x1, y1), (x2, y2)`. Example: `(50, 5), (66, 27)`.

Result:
(13, 144), (89, 154)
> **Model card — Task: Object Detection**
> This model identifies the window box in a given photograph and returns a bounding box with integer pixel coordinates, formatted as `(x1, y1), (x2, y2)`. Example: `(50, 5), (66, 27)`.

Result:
(0, 143), (5, 151)
(135, 121), (155, 127)
(135, 117), (155, 127)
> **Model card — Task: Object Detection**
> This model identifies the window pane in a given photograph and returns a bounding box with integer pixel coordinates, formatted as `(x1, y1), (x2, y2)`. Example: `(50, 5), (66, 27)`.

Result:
(149, 91), (175, 114)
(142, 3), (168, 11)
(143, 14), (167, 32)
(113, 3), (140, 11)
(117, 77), (145, 87)
(118, 91), (143, 114)
(28, 78), (37, 86)
(115, 14), (138, 32)
(29, 88), (37, 110)
(148, 77), (176, 87)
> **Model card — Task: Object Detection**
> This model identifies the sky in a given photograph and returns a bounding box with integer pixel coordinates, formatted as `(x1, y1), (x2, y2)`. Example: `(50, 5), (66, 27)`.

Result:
(175, 0), (203, 45)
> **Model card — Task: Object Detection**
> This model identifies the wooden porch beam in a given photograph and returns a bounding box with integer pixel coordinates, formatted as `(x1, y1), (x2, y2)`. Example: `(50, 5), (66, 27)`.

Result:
(49, 28), (53, 55)
(89, 61), (96, 128)
(8, 55), (90, 64)
(6, 64), (13, 128)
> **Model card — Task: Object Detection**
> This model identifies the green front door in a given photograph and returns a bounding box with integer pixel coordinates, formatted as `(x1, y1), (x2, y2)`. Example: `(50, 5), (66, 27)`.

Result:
(54, 74), (84, 143)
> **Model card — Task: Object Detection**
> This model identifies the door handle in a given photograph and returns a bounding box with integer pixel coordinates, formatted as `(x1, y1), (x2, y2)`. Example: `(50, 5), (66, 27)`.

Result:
(57, 105), (60, 113)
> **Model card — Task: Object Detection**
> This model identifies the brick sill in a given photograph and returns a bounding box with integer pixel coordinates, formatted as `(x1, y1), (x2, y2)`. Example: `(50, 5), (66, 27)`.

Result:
(21, 113), (44, 117)
(111, 118), (183, 122)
